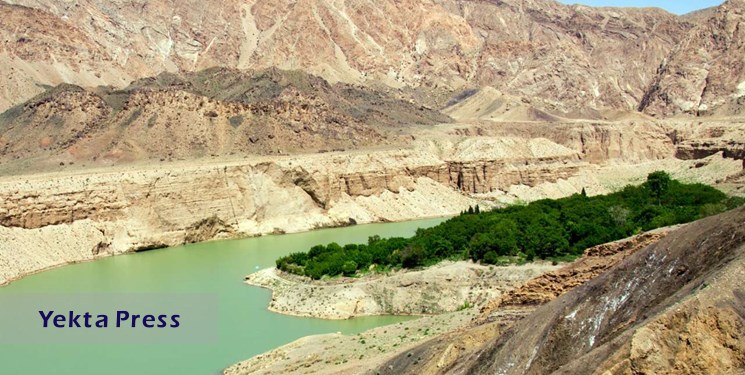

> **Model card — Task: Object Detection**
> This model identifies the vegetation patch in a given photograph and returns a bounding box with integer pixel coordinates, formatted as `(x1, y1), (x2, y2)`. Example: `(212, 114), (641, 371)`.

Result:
(276, 172), (745, 280)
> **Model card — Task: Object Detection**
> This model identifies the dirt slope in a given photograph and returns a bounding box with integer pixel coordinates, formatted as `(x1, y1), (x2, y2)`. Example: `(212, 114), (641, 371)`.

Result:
(375, 206), (745, 375)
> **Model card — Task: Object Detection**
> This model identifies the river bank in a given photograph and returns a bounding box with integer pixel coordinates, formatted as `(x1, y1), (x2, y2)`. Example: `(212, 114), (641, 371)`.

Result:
(2, 121), (743, 285)
(245, 261), (560, 319)
(0, 218), (444, 375)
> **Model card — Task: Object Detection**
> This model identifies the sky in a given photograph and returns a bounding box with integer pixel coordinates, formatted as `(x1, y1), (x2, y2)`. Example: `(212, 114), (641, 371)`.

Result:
(558, 0), (724, 15)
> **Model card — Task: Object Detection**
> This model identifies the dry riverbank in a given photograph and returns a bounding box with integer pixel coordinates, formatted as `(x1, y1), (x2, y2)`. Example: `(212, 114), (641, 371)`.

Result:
(245, 261), (560, 319)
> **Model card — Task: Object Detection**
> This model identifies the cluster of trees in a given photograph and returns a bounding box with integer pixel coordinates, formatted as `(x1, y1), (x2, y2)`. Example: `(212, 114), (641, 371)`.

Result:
(276, 172), (744, 279)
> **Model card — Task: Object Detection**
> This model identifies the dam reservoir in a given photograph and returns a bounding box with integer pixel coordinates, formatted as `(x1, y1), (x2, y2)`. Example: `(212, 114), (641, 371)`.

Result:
(0, 218), (445, 374)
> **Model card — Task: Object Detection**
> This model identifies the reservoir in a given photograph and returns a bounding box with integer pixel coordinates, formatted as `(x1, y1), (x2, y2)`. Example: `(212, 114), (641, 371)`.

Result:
(0, 217), (445, 374)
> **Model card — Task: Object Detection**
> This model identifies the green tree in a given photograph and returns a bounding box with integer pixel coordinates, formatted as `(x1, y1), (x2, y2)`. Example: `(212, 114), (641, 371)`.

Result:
(522, 217), (569, 259)
(400, 245), (425, 268)
(469, 219), (519, 261)
(275, 174), (743, 278)
(429, 238), (454, 258)
(645, 171), (671, 203)
(607, 205), (630, 228)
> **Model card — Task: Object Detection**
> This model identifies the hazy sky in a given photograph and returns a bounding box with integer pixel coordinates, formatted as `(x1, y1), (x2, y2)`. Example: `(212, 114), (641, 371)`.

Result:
(558, 0), (724, 15)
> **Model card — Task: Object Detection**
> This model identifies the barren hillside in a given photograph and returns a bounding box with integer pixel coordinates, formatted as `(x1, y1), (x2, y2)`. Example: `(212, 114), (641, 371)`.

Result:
(0, 68), (448, 165)
(1, 0), (735, 117)
(640, 0), (745, 117)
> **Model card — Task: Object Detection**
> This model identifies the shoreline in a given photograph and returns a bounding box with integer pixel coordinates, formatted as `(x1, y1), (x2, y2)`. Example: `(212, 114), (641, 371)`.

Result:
(244, 261), (561, 320)
(226, 226), (679, 374)
(0, 214), (451, 287)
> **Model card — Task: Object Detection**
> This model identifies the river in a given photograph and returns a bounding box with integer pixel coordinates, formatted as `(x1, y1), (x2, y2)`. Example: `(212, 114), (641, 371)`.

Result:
(0, 217), (446, 374)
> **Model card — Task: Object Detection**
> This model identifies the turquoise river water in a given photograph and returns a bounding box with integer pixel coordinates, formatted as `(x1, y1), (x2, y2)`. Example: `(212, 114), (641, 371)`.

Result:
(0, 217), (446, 374)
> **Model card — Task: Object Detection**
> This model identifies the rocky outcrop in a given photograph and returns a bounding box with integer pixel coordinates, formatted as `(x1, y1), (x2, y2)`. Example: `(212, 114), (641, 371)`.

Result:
(482, 229), (672, 311)
(669, 120), (745, 161)
(0, 68), (449, 164)
(0, 0), (698, 116)
(0, 3), (127, 112)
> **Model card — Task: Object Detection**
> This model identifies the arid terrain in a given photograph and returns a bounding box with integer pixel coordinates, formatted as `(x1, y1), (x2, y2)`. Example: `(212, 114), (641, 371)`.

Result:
(1, 123), (742, 286)
(2, 0), (744, 118)
(373, 206), (745, 375)
(0, 0), (744, 374)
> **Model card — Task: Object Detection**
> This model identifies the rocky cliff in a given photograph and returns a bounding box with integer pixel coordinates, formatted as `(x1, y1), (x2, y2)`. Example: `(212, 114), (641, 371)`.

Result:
(0, 150), (472, 285)
(1, 122), (743, 286)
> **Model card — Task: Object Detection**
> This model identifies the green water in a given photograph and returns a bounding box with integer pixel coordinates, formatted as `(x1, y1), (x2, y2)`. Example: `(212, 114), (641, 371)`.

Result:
(0, 218), (445, 374)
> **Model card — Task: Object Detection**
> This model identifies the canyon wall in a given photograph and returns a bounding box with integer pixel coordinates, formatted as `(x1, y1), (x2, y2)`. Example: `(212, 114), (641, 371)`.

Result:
(1, 122), (743, 285)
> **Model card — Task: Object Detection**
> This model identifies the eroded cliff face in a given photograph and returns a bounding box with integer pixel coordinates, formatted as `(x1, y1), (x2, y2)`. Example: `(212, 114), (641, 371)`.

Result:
(0, 141), (565, 284)
(670, 119), (745, 161)
(640, 0), (745, 117)
(1, 119), (744, 285)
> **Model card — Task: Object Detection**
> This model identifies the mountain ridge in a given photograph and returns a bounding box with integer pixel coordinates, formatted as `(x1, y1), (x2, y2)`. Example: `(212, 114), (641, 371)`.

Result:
(0, 68), (449, 164)
(2, 0), (738, 117)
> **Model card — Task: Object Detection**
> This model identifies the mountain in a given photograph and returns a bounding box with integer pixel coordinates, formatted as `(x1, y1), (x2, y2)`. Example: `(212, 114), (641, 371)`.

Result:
(375, 205), (745, 374)
(1, 0), (743, 169)
(0, 0), (701, 116)
(640, 0), (745, 117)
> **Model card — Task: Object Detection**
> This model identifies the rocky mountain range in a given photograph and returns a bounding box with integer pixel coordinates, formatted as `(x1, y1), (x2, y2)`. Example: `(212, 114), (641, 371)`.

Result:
(0, 0), (743, 118)
(640, 0), (745, 117)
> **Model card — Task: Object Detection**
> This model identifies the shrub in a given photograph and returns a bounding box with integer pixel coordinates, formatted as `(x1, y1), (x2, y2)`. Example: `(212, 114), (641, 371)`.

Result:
(342, 261), (358, 276)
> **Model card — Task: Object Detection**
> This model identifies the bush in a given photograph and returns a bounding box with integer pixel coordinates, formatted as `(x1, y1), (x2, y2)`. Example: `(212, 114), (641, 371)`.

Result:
(342, 261), (358, 276)
(483, 251), (499, 265)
